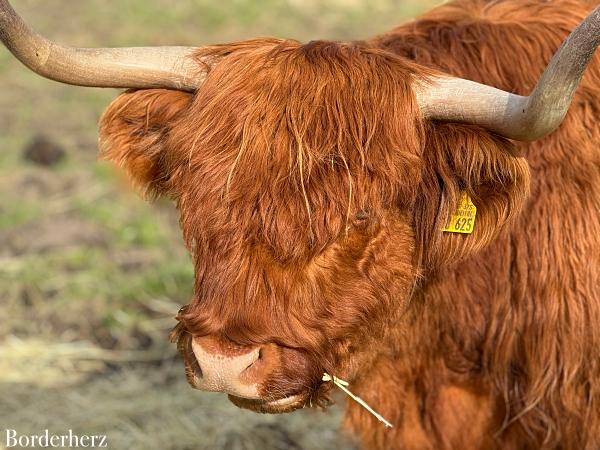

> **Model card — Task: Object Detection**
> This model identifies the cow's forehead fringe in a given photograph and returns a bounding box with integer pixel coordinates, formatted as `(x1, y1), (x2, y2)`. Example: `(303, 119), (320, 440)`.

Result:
(171, 39), (428, 261)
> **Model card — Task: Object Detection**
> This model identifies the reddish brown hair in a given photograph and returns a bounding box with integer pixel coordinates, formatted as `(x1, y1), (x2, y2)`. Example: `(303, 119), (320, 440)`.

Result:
(99, 1), (600, 448)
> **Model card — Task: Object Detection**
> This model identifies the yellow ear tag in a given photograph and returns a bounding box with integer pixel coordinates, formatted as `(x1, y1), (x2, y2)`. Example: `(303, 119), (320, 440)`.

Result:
(442, 192), (477, 234)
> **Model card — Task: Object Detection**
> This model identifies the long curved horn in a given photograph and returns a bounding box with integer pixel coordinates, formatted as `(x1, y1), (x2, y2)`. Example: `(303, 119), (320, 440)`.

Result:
(415, 6), (600, 141)
(0, 0), (203, 91)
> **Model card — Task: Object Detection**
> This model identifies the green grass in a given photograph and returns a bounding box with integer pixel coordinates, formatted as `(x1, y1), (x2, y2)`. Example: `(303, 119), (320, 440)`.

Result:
(0, 200), (41, 228)
(10, 0), (439, 43)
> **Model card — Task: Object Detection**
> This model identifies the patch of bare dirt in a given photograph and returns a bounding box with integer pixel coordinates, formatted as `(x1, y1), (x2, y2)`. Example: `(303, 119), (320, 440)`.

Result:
(0, 217), (110, 256)
(22, 134), (67, 167)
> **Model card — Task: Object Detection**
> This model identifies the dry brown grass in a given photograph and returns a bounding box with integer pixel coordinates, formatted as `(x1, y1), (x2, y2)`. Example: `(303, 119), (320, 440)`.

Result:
(0, 342), (352, 450)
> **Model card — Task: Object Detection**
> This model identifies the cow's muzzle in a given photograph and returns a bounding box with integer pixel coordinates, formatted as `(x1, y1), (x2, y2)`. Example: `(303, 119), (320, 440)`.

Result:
(182, 334), (325, 412)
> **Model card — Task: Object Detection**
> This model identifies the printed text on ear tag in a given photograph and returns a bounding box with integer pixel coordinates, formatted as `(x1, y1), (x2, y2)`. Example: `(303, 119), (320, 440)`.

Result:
(442, 192), (477, 234)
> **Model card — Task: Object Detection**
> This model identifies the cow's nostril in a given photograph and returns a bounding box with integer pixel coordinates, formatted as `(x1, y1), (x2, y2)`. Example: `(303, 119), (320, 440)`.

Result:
(242, 347), (261, 371)
(193, 358), (203, 378)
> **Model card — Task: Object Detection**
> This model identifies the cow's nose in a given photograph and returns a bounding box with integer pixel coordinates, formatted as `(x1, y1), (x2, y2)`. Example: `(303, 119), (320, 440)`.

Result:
(190, 336), (265, 399)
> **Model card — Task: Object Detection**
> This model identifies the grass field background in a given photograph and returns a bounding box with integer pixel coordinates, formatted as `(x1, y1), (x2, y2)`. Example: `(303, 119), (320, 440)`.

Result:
(0, 1), (439, 449)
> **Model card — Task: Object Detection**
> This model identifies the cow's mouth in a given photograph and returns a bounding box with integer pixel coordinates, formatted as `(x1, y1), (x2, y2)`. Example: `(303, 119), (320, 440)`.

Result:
(228, 393), (309, 413)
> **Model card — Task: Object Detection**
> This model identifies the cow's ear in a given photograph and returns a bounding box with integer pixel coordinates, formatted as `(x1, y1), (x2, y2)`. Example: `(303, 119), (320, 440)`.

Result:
(414, 122), (530, 269)
(98, 89), (193, 198)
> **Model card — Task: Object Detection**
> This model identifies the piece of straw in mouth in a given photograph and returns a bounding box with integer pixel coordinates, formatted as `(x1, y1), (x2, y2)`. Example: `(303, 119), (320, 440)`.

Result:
(322, 373), (393, 428)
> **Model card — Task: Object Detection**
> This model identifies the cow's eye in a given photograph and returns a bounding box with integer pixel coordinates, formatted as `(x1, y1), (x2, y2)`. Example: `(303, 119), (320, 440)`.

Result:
(353, 210), (371, 227)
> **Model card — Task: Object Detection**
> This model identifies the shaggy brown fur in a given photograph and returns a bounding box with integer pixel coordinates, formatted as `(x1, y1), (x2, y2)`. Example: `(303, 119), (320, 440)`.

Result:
(98, 1), (600, 448)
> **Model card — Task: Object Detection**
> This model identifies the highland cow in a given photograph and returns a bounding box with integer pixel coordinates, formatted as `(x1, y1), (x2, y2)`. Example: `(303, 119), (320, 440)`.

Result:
(2, 0), (600, 448)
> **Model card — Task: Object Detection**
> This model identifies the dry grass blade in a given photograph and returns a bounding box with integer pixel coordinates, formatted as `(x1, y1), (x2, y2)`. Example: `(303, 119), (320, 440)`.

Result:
(322, 373), (393, 428)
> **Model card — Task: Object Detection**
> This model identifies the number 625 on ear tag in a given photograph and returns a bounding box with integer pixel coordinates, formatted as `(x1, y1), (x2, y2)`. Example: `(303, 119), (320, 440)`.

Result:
(442, 192), (477, 234)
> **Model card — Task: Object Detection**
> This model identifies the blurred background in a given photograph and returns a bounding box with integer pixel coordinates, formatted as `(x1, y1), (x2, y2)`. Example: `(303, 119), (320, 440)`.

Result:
(0, 1), (438, 449)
